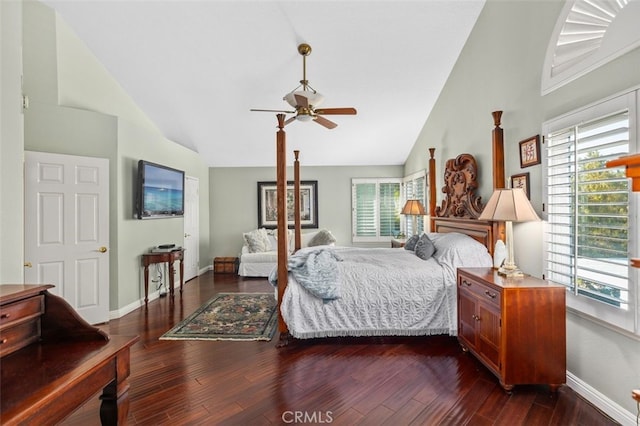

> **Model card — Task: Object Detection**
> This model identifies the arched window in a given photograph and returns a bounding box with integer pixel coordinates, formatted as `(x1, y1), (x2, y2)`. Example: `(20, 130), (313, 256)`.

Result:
(541, 0), (640, 95)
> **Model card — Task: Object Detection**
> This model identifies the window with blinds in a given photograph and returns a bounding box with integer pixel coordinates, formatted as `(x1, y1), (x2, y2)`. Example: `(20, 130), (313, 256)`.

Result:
(543, 91), (637, 332)
(403, 171), (427, 236)
(352, 178), (401, 242)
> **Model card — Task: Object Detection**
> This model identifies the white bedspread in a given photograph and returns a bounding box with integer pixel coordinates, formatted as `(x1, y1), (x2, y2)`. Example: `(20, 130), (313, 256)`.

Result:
(279, 232), (493, 339)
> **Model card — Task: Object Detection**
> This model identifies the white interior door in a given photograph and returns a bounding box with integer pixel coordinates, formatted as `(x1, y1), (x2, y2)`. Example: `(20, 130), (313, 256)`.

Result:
(24, 151), (109, 324)
(184, 176), (199, 281)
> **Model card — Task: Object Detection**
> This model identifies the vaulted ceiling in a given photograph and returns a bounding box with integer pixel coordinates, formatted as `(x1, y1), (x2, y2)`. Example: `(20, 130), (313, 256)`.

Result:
(41, 1), (485, 167)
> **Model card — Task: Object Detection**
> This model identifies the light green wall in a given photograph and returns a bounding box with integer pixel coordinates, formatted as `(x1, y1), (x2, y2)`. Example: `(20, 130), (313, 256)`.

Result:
(21, 0), (211, 311)
(406, 0), (640, 418)
(0, 0), (25, 283)
(210, 164), (404, 258)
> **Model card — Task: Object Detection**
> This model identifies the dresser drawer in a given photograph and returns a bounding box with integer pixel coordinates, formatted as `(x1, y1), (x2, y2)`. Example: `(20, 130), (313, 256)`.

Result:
(458, 275), (501, 307)
(0, 318), (41, 357)
(0, 294), (44, 330)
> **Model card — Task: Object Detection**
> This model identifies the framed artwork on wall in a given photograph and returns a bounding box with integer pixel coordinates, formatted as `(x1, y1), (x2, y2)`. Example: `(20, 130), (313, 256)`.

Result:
(519, 135), (541, 168)
(257, 180), (318, 229)
(510, 172), (530, 199)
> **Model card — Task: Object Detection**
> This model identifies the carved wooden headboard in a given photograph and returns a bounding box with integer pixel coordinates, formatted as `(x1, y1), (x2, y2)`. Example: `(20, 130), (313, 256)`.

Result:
(435, 153), (484, 219)
(428, 151), (504, 256)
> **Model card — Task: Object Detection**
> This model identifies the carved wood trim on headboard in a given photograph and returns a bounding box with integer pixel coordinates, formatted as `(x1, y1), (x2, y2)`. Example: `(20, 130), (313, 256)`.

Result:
(435, 153), (484, 219)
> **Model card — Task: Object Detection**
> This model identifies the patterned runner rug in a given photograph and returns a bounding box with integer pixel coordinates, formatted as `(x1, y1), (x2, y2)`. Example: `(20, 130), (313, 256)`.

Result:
(160, 292), (277, 341)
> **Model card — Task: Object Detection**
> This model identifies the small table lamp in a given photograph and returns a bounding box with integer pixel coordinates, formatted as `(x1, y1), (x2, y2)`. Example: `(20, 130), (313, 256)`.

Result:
(478, 188), (540, 277)
(401, 199), (426, 236)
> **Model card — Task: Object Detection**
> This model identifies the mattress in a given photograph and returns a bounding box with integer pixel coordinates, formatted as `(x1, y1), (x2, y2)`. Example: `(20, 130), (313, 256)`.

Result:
(278, 232), (493, 338)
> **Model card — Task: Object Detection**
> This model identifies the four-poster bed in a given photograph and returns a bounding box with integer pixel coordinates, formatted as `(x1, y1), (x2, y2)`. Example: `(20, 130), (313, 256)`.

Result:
(272, 112), (506, 341)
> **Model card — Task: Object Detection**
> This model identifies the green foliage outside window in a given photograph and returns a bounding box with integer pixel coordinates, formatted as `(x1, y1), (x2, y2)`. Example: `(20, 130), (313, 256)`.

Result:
(575, 151), (629, 306)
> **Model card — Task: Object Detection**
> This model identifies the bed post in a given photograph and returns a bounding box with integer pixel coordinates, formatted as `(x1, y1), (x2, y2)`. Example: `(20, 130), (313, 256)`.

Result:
(492, 111), (505, 190)
(294, 150), (302, 251)
(276, 114), (289, 337)
(428, 148), (436, 232)
(491, 111), (507, 244)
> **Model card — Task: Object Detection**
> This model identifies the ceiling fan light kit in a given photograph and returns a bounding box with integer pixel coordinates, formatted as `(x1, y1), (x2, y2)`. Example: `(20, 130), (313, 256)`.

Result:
(283, 91), (324, 109)
(250, 43), (357, 129)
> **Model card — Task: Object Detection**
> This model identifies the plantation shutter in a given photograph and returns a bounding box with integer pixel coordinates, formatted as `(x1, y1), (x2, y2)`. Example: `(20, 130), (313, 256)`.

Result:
(545, 110), (630, 309)
(354, 183), (377, 237)
(352, 179), (401, 242)
(379, 182), (400, 237)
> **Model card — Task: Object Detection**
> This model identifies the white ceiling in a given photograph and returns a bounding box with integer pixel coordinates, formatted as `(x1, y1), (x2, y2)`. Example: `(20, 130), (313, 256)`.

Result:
(41, 0), (485, 167)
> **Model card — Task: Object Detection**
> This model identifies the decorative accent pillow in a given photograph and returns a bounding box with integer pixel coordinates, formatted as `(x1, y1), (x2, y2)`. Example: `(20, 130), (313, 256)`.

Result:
(243, 228), (271, 253)
(307, 229), (337, 247)
(414, 234), (436, 260)
(404, 234), (420, 251)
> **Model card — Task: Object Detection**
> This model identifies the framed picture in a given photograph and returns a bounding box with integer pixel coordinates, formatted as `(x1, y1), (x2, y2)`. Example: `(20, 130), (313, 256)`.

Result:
(257, 180), (318, 229)
(519, 135), (541, 168)
(511, 172), (530, 199)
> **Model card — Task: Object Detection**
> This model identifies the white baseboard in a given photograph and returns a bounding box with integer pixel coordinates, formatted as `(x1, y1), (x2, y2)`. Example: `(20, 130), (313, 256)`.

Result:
(567, 370), (637, 426)
(109, 267), (214, 320)
(109, 288), (164, 320)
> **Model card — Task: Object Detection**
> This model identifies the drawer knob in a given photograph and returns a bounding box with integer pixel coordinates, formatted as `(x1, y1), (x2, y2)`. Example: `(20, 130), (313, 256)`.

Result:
(0, 338), (7, 344)
(472, 314), (481, 322)
(0, 313), (10, 319)
(462, 280), (472, 287)
(484, 290), (497, 299)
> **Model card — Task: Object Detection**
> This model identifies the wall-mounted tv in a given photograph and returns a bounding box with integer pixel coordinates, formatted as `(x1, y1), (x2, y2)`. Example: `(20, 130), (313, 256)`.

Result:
(136, 160), (185, 219)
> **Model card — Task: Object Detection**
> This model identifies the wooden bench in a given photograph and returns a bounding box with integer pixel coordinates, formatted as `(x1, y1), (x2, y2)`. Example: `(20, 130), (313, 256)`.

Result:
(0, 284), (139, 425)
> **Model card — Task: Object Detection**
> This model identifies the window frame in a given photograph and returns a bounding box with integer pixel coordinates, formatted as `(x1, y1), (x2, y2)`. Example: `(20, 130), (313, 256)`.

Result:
(402, 170), (427, 236)
(351, 178), (402, 243)
(542, 90), (639, 334)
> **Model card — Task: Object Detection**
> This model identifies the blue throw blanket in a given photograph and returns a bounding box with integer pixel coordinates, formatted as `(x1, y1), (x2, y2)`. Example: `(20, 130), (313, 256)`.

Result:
(268, 247), (342, 301)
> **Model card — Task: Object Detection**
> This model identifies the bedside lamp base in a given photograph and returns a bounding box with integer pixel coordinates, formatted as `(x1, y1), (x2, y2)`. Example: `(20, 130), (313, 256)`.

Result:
(498, 264), (524, 278)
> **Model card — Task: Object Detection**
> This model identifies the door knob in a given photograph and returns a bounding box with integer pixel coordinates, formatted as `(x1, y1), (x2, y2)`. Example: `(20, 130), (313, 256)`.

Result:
(24, 262), (32, 268)
(184, 233), (191, 238)
(98, 246), (108, 253)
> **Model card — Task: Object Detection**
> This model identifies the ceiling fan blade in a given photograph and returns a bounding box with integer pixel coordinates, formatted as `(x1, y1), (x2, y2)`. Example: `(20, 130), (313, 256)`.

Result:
(294, 94), (309, 108)
(314, 107), (357, 115)
(284, 116), (297, 126)
(314, 115), (338, 129)
(250, 108), (295, 113)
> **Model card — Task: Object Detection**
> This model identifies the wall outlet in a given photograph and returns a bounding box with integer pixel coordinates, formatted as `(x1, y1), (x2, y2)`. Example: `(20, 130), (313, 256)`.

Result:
(632, 389), (640, 402)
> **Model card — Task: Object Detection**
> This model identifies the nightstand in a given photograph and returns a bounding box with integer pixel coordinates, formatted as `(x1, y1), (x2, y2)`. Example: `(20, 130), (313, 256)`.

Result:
(456, 267), (566, 393)
(391, 238), (406, 248)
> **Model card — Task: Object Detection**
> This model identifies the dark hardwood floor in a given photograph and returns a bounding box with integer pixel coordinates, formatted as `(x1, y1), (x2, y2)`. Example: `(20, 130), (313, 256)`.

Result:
(62, 271), (617, 425)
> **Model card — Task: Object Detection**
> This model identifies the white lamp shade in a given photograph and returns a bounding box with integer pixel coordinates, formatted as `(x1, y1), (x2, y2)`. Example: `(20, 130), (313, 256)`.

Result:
(284, 91), (325, 108)
(478, 188), (540, 222)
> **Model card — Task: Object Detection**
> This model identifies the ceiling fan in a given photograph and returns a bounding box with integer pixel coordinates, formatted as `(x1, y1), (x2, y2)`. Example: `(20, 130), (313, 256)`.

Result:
(251, 43), (357, 129)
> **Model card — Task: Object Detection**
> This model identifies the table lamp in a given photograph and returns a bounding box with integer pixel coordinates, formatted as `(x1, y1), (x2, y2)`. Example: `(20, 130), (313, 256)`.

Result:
(478, 188), (540, 277)
(401, 199), (426, 237)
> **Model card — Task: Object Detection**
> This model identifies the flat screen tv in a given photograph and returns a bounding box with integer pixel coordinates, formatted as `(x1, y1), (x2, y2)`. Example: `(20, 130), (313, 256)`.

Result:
(136, 160), (185, 219)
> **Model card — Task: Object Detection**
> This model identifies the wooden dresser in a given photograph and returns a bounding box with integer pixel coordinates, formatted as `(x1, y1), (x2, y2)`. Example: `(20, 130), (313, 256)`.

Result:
(0, 284), (138, 425)
(456, 267), (566, 392)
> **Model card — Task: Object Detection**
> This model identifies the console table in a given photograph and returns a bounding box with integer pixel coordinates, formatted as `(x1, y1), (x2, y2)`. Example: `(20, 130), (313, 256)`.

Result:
(141, 249), (184, 304)
(0, 284), (138, 425)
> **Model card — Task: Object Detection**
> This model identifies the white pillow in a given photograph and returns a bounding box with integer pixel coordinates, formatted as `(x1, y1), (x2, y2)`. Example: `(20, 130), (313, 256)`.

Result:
(243, 228), (270, 253)
(267, 228), (293, 252)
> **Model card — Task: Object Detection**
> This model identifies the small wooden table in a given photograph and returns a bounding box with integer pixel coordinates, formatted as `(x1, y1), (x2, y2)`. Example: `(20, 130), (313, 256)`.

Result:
(141, 249), (184, 304)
